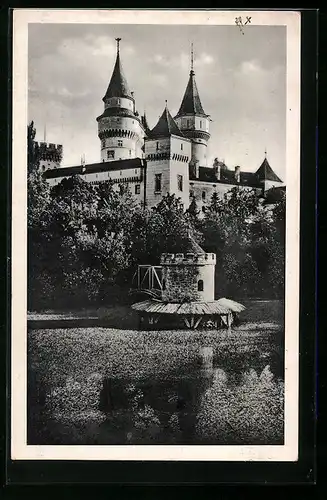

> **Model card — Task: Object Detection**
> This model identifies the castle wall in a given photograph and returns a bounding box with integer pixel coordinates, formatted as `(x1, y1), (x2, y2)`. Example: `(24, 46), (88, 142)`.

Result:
(47, 166), (145, 204)
(175, 115), (210, 133)
(189, 180), (260, 215)
(104, 96), (134, 111)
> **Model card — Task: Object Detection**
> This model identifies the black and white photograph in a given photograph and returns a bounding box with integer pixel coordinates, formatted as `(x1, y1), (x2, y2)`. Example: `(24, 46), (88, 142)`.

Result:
(11, 9), (300, 462)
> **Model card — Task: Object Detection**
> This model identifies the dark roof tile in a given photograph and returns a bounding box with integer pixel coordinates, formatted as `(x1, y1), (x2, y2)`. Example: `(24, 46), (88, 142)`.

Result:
(255, 157), (283, 182)
(148, 106), (185, 139)
(103, 50), (133, 101)
(175, 71), (207, 118)
(44, 158), (145, 179)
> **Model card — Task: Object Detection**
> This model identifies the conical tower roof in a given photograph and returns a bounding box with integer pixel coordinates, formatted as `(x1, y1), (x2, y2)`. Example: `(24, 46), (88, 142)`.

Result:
(148, 103), (185, 139)
(256, 155), (282, 182)
(175, 69), (207, 117)
(103, 38), (133, 101)
(183, 234), (206, 254)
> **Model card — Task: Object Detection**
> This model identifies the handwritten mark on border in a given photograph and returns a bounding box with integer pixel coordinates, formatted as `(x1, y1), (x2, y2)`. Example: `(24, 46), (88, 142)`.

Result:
(235, 16), (252, 35)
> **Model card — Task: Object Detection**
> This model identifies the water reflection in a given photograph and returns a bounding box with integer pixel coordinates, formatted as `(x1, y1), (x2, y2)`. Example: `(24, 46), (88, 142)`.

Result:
(97, 343), (284, 445)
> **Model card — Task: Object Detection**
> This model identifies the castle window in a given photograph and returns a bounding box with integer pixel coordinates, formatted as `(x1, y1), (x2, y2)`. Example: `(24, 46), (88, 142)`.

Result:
(135, 184), (141, 195)
(177, 174), (183, 192)
(200, 120), (202, 129)
(120, 170), (122, 176)
(101, 139), (105, 148)
(118, 140), (123, 147)
(181, 143), (183, 151)
(156, 142), (159, 151)
(129, 150), (132, 157)
(155, 173), (162, 192)
(135, 169), (138, 174)
(202, 191), (206, 200)
(107, 150), (115, 159)
(117, 98), (121, 105)
(198, 280), (204, 292)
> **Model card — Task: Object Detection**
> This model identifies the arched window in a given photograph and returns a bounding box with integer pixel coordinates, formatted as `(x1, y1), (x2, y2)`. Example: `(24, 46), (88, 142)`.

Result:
(198, 279), (204, 291)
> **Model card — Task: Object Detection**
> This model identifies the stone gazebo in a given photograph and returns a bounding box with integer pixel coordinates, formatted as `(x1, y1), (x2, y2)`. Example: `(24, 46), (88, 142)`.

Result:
(131, 236), (245, 330)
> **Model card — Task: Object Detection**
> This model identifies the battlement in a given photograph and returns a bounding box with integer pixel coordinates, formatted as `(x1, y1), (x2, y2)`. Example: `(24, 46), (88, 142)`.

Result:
(160, 252), (216, 265)
(35, 141), (63, 162)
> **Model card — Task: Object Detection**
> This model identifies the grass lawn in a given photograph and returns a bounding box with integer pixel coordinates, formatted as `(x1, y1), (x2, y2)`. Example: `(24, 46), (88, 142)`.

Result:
(28, 299), (285, 445)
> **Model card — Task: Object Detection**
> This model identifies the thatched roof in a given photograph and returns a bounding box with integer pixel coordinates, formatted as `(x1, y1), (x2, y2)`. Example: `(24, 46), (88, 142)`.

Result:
(131, 298), (245, 315)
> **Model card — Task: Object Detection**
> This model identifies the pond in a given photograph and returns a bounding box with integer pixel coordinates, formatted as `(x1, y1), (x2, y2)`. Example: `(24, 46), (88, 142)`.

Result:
(28, 322), (284, 446)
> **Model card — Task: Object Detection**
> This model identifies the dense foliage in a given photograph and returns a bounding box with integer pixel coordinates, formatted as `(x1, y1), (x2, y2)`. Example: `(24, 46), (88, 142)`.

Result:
(27, 123), (285, 311)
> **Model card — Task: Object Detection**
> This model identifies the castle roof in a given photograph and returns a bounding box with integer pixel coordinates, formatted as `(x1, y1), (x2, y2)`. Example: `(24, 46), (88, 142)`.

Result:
(255, 157), (283, 183)
(103, 41), (133, 101)
(175, 70), (207, 118)
(44, 157), (145, 179)
(148, 104), (185, 139)
(181, 235), (206, 254)
(189, 165), (262, 188)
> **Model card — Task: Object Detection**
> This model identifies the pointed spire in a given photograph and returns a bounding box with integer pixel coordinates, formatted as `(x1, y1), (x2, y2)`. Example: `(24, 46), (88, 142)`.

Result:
(190, 43), (194, 74)
(175, 45), (207, 118)
(148, 104), (185, 139)
(103, 38), (133, 101)
(256, 153), (283, 182)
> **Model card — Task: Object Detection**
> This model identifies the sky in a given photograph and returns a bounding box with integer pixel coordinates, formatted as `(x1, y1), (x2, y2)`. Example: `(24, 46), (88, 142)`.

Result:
(28, 23), (286, 180)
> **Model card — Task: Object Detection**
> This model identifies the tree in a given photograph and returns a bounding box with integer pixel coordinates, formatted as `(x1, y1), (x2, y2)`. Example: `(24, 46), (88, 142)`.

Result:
(129, 194), (202, 266)
(27, 121), (50, 229)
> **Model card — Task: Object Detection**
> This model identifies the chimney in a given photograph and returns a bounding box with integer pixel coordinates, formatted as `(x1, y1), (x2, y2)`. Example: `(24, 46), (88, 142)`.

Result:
(235, 166), (241, 183)
(213, 158), (221, 180)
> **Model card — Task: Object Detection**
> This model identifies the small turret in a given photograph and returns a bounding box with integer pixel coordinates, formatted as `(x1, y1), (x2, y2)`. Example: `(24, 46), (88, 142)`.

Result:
(160, 236), (216, 303)
(36, 141), (63, 171)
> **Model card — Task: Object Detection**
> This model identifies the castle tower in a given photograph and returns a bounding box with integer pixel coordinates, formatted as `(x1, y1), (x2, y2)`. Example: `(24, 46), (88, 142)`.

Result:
(96, 38), (145, 162)
(37, 141), (63, 172)
(160, 236), (216, 303)
(174, 45), (211, 174)
(144, 102), (192, 209)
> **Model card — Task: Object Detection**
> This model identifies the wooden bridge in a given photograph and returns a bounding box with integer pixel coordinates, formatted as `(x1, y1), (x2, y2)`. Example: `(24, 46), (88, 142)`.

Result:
(130, 265), (163, 299)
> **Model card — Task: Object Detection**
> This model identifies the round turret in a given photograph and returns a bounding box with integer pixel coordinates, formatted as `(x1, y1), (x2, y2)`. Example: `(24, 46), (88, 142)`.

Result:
(96, 38), (145, 162)
(160, 238), (216, 303)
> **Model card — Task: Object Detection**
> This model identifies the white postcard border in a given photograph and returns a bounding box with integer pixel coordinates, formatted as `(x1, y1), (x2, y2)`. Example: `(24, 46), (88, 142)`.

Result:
(11, 8), (301, 462)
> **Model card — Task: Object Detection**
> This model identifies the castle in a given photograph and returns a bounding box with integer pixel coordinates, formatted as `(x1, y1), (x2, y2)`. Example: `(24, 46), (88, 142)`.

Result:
(41, 38), (284, 211)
